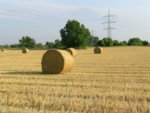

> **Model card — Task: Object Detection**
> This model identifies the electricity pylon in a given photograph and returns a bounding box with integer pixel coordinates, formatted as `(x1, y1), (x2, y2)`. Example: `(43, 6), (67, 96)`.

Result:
(91, 30), (95, 45)
(102, 9), (117, 38)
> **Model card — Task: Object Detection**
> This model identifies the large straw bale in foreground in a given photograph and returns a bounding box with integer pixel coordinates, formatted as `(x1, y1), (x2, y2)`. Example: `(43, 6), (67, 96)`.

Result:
(41, 49), (74, 74)
(94, 47), (103, 54)
(66, 48), (76, 57)
(1, 48), (5, 52)
(22, 48), (29, 53)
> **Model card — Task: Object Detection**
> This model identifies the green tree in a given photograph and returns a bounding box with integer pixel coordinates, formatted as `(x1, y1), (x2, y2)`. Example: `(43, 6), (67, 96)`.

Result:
(36, 43), (43, 48)
(19, 36), (36, 48)
(97, 40), (105, 46)
(104, 37), (114, 46)
(113, 40), (120, 46)
(97, 37), (113, 47)
(10, 44), (21, 48)
(49, 42), (55, 48)
(88, 36), (99, 46)
(45, 41), (50, 46)
(54, 39), (62, 48)
(45, 41), (55, 48)
(128, 37), (143, 46)
(142, 40), (149, 46)
(119, 41), (128, 46)
(60, 20), (90, 49)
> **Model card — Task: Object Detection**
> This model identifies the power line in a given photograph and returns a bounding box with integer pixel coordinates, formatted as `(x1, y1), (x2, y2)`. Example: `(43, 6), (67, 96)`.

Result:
(0, 8), (101, 21)
(102, 9), (117, 38)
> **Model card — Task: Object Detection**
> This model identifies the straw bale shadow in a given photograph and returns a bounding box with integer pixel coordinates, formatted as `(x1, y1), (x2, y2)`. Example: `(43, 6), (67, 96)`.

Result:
(2, 71), (42, 75)
(2, 71), (58, 76)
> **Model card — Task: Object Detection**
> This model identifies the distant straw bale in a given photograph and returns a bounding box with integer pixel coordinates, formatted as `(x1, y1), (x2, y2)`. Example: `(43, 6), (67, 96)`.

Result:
(1, 48), (5, 52)
(22, 48), (29, 53)
(66, 48), (76, 57)
(94, 47), (103, 54)
(41, 49), (74, 74)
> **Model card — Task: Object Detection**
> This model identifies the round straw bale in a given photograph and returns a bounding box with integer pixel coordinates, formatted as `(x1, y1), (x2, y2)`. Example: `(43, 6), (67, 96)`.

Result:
(41, 49), (74, 74)
(94, 47), (103, 54)
(1, 48), (5, 52)
(22, 48), (29, 53)
(66, 48), (76, 57)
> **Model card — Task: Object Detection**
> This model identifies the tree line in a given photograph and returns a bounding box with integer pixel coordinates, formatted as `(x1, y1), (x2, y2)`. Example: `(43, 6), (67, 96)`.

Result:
(1, 20), (149, 49)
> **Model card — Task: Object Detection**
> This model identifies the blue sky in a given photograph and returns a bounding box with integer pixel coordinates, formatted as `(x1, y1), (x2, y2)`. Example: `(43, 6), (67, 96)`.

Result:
(0, 0), (150, 45)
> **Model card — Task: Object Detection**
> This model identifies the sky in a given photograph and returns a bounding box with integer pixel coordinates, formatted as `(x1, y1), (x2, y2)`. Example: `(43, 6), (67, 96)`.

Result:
(0, 0), (150, 45)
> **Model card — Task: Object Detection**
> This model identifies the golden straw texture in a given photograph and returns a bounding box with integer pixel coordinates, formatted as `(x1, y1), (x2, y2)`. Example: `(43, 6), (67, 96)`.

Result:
(41, 49), (74, 74)
(66, 48), (77, 57)
(94, 47), (103, 54)
(1, 48), (5, 52)
(22, 48), (29, 53)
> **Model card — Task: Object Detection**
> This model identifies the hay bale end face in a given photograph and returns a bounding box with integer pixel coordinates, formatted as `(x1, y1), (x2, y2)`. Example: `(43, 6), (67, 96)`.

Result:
(22, 48), (29, 53)
(41, 49), (74, 74)
(1, 48), (5, 52)
(94, 47), (103, 54)
(66, 48), (76, 57)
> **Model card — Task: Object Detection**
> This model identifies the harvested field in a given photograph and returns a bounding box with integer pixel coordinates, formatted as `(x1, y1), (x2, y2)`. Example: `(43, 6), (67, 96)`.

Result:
(0, 47), (150, 113)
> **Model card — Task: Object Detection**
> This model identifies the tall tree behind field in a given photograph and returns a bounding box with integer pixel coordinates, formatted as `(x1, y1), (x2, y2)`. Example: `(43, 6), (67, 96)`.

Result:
(54, 39), (62, 48)
(128, 37), (143, 46)
(88, 36), (99, 46)
(60, 20), (90, 49)
(97, 37), (114, 47)
(45, 41), (55, 48)
(19, 36), (36, 48)
(142, 40), (149, 46)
